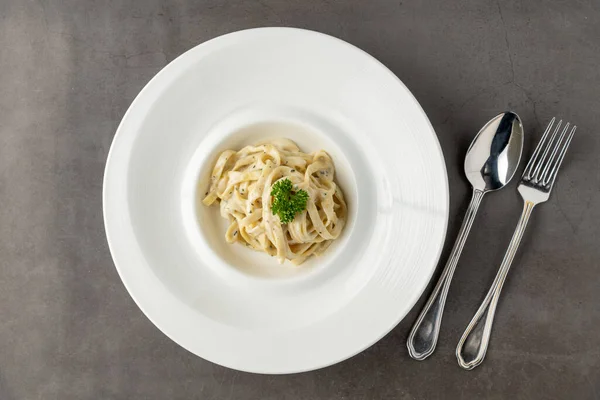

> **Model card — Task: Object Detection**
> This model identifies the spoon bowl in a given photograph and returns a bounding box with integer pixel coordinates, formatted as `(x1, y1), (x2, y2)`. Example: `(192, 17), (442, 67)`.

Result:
(466, 112), (524, 192)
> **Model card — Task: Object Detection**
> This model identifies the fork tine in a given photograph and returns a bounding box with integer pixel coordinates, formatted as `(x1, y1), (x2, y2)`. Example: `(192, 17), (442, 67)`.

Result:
(545, 125), (576, 186)
(531, 119), (562, 181)
(523, 117), (555, 179)
(539, 122), (570, 184)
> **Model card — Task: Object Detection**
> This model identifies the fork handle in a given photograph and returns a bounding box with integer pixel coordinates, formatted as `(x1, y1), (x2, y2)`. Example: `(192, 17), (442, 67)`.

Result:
(456, 200), (535, 370)
(407, 189), (485, 360)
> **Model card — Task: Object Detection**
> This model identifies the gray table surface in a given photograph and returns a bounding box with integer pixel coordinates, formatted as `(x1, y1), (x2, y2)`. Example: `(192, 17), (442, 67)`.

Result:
(2, 0), (599, 399)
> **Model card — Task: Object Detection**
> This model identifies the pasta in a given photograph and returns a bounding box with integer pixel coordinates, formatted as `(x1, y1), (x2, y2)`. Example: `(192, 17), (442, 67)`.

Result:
(202, 138), (347, 264)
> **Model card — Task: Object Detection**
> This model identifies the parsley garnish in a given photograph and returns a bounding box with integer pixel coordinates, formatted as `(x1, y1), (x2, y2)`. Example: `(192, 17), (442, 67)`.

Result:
(270, 179), (308, 224)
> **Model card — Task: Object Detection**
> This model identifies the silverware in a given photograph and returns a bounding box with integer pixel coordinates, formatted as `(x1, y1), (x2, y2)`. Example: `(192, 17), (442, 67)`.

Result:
(456, 117), (576, 370)
(407, 112), (524, 360)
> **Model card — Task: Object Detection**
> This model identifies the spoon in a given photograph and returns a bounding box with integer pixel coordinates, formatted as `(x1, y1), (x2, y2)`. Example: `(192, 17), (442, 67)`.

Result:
(407, 112), (524, 360)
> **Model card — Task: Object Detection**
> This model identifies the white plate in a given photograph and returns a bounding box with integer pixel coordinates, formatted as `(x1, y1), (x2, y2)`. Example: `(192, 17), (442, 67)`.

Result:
(103, 27), (448, 373)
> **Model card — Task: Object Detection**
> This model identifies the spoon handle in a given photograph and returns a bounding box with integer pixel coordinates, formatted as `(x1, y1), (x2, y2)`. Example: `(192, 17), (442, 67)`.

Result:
(407, 188), (485, 360)
(456, 201), (535, 370)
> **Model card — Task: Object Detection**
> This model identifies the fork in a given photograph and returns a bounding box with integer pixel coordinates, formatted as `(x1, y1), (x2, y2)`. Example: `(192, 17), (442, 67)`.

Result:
(456, 118), (576, 370)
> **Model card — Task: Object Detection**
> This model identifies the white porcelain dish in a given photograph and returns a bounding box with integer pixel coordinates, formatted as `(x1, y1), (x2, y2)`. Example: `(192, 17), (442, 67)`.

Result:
(103, 27), (448, 373)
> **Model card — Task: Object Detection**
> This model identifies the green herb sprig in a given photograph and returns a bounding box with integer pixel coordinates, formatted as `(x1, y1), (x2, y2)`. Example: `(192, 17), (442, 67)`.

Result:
(270, 179), (309, 224)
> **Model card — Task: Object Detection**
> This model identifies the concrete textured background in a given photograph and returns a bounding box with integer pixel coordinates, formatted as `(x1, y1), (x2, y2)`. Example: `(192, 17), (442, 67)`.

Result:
(1, 0), (599, 399)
